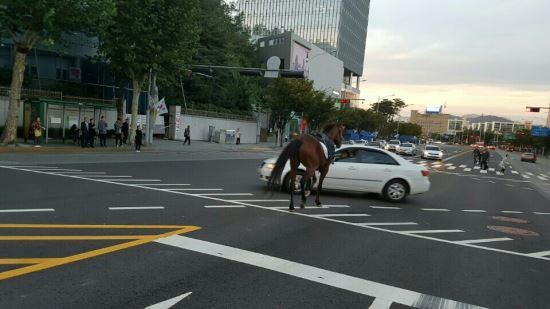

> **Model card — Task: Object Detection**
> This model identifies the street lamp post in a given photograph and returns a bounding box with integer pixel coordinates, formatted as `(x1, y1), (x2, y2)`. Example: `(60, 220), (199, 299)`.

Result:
(375, 94), (395, 114)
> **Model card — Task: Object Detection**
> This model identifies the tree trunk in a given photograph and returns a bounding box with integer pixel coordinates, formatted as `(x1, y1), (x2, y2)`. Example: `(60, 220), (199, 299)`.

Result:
(115, 80), (126, 120)
(0, 48), (28, 145)
(129, 78), (143, 146)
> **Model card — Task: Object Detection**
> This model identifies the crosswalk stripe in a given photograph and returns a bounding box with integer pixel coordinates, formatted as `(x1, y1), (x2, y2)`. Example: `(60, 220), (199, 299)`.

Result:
(464, 168), (472, 172)
(480, 170), (487, 174)
(313, 214), (371, 217)
(474, 166), (480, 170)
(511, 171), (519, 174)
(370, 206), (401, 210)
(488, 168), (495, 172)
(400, 229), (464, 234)
(447, 166), (456, 170)
(421, 208), (450, 212)
(459, 165), (467, 168)
(454, 238), (513, 245)
(526, 172), (534, 176)
(522, 174), (531, 179)
(359, 222), (417, 226)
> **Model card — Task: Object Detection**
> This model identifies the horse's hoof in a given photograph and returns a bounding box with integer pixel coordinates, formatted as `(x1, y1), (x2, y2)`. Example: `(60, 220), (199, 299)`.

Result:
(315, 203), (322, 207)
(289, 208), (295, 212)
(304, 190), (311, 197)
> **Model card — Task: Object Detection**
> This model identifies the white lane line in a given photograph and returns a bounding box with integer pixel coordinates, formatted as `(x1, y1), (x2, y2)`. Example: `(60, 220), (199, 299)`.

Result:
(155, 236), (485, 309)
(0, 208), (55, 213)
(528, 251), (550, 258)
(3, 165), (549, 263)
(480, 170), (488, 174)
(272, 205), (350, 209)
(97, 179), (161, 182)
(495, 172), (503, 176)
(474, 166), (481, 170)
(522, 187), (535, 191)
(447, 166), (456, 170)
(230, 199), (288, 202)
(108, 206), (164, 210)
(418, 160), (427, 164)
(57, 171), (107, 174)
(464, 168), (472, 172)
(421, 208), (450, 212)
(359, 222), (418, 226)
(501, 211), (523, 214)
(369, 298), (392, 309)
(370, 206), (401, 210)
(488, 180), (496, 184)
(204, 205), (247, 208)
(504, 184), (514, 187)
(462, 210), (486, 213)
(32, 168), (83, 172)
(8, 166), (58, 168)
(534, 212), (550, 215)
(488, 168), (495, 172)
(459, 165), (467, 168)
(526, 172), (534, 176)
(472, 177), (482, 180)
(81, 175), (133, 178)
(511, 170), (519, 174)
(444, 163), (454, 166)
(454, 238), (513, 245)
(400, 229), (464, 234)
(313, 214), (371, 218)
(165, 188), (223, 192)
(538, 176), (548, 181)
(522, 174), (531, 179)
(145, 291), (192, 309)
(139, 184), (191, 186)
(197, 193), (254, 196)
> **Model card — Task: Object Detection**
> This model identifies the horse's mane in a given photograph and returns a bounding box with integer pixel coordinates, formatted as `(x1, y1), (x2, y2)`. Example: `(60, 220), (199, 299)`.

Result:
(322, 124), (337, 133)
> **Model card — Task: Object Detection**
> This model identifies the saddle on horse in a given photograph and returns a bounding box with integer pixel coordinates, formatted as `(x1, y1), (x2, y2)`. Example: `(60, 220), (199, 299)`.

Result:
(313, 132), (336, 163)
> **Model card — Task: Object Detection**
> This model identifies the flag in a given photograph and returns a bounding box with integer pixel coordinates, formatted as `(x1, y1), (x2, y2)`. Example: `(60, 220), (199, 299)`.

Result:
(156, 97), (168, 115)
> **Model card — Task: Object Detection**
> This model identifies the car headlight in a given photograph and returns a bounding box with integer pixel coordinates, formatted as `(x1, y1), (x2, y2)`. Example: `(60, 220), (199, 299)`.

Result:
(265, 163), (275, 170)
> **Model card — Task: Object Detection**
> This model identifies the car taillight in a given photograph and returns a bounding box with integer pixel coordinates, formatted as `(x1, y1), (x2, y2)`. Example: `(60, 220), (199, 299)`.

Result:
(421, 170), (430, 177)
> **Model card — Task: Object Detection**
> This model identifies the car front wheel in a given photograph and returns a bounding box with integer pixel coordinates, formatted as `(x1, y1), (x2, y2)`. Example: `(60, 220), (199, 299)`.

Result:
(383, 179), (408, 203)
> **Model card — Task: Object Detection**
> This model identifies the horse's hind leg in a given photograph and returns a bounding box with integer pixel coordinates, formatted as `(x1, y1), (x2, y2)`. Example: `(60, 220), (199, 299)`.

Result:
(289, 159), (300, 211)
(300, 167), (315, 208)
(315, 165), (328, 207)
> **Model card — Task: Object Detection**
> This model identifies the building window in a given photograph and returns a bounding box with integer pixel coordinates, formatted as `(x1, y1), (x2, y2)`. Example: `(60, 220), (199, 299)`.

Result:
(268, 39), (274, 46)
(259, 41), (265, 48)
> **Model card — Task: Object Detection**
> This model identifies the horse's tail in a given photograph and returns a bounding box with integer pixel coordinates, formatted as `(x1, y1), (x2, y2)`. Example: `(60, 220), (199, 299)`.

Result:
(267, 139), (302, 191)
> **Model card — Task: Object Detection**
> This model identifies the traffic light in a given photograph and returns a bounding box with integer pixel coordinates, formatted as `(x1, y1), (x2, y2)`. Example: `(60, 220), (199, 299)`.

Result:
(526, 106), (540, 112)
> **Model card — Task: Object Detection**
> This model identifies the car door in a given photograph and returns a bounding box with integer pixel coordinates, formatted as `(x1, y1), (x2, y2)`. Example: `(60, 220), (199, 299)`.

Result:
(347, 149), (401, 192)
(323, 148), (361, 190)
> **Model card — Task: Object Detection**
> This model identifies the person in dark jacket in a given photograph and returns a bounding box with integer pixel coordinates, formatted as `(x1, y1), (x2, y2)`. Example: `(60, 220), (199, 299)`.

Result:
(88, 118), (96, 148)
(183, 125), (191, 145)
(135, 125), (143, 152)
(473, 147), (481, 165)
(80, 117), (89, 148)
(69, 123), (79, 144)
(480, 148), (490, 170)
(122, 118), (129, 144)
(98, 116), (108, 147)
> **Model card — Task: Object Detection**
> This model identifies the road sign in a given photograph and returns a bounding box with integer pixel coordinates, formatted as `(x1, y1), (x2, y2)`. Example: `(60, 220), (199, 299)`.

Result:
(531, 126), (550, 137)
(526, 107), (541, 112)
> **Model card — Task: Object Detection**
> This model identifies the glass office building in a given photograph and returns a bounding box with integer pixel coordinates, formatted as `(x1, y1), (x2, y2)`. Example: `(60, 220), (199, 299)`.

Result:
(233, 0), (370, 79)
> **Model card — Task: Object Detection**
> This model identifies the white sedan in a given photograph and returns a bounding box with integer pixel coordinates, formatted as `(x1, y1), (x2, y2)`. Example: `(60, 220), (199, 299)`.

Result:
(421, 145), (444, 160)
(258, 145), (431, 203)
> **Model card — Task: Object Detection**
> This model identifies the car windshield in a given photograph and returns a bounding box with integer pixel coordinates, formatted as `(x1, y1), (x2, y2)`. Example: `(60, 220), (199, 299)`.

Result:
(426, 146), (440, 151)
(401, 143), (413, 147)
(389, 140), (400, 145)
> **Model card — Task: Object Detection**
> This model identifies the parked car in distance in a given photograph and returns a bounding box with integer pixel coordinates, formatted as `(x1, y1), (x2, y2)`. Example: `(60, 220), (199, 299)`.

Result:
(367, 141), (383, 148)
(422, 145), (444, 160)
(397, 143), (417, 156)
(257, 145), (431, 203)
(385, 139), (401, 152)
(521, 152), (537, 163)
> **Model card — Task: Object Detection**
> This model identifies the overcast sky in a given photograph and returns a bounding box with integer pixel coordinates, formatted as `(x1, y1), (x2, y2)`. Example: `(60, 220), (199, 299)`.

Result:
(361, 0), (550, 124)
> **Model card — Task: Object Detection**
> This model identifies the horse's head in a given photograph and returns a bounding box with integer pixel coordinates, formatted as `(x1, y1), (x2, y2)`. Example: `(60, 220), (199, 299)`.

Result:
(324, 124), (346, 148)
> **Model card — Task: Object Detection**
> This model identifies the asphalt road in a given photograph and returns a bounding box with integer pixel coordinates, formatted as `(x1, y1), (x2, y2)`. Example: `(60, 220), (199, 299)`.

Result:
(1, 144), (550, 308)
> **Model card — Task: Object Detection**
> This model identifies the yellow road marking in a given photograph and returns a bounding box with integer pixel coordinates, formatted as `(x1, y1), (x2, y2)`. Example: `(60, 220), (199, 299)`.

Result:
(0, 258), (61, 265)
(0, 235), (156, 241)
(0, 225), (201, 281)
(0, 224), (188, 229)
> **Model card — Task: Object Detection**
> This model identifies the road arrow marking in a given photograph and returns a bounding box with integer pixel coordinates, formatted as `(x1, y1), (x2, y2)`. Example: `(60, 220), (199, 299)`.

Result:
(145, 292), (192, 309)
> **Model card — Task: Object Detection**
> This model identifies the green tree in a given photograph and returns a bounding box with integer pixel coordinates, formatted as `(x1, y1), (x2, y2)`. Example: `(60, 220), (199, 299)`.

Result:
(370, 98), (407, 119)
(397, 122), (422, 137)
(335, 108), (380, 132)
(99, 0), (200, 144)
(303, 92), (337, 131)
(0, 0), (115, 144)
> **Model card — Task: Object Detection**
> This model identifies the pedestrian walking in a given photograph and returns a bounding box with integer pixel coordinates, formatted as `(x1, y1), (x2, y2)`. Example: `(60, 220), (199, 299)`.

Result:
(69, 123), (79, 144)
(88, 118), (96, 148)
(236, 128), (241, 145)
(31, 117), (44, 147)
(499, 154), (509, 174)
(480, 148), (490, 170)
(114, 118), (123, 147)
(473, 147), (480, 165)
(135, 125), (143, 152)
(183, 125), (191, 145)
(122, 118), (129, 144)
(98, 116), (108, 147)
(80, 117), (89, 148)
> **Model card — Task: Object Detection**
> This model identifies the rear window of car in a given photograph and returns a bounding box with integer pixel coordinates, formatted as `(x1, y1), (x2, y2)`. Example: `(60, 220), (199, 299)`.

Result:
(426, 146), (440, 151)
(401, 143), (413, 147)
(357, 150), (399, 165)
(389, 140), (400, 145)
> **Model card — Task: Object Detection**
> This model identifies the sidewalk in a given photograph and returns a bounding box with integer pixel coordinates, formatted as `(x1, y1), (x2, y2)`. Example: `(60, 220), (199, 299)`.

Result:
(0, 138), (284, 154)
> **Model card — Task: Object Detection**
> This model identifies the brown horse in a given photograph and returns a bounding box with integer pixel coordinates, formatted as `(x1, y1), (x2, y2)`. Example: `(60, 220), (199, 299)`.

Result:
(268, 124), (345, 211)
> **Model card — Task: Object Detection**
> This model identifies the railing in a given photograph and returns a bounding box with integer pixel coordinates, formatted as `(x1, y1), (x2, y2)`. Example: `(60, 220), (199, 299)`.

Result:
(184, 108), (255, 121)
(0, 87), (115, 105)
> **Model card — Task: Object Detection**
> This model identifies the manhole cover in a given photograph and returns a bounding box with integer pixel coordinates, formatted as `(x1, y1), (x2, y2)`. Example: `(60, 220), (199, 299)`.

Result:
(491, 216), (529, 224)
(487, 225), (539, 236)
